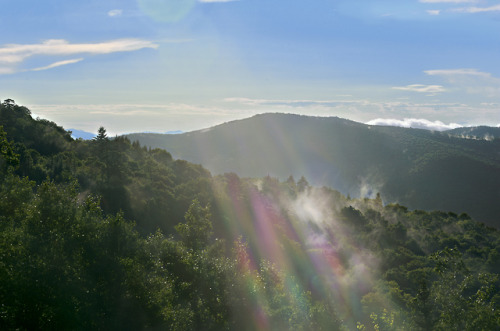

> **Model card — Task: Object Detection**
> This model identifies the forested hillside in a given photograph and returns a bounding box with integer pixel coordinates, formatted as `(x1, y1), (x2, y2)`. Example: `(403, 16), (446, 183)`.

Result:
(446, 126), (500, 140)
(126, 113), (500, 228)
(1, 101), (499, 330)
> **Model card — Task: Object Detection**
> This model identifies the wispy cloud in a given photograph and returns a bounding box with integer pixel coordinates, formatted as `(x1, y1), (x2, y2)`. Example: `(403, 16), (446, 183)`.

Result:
(223, 97), (471, 112)
(0, 39), (158, 64)
(108, 9), (123, 17)
(0, 38), (158, 74)
(452, 4), (500, 13)
(31, 58), (84, 72)
(425, 68), (500, 97)
(392, 84), (445, 94)
(223, 97), (371, 107)
(366, 118), (462, 131)
(425, 68), (492, 78)
(419, 0), (500, 17)
(426, 9), (441, 15)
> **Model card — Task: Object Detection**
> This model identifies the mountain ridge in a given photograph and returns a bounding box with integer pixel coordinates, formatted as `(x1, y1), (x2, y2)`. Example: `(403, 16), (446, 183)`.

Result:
(125, 113), (500, 228)
(445, 125), (500, 140)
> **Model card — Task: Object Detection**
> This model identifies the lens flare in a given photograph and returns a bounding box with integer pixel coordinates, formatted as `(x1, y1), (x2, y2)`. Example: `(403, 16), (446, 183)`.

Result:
(210, 171), (396, 328)
(200, 121), (408, 327)
(137, 0), (196, 23)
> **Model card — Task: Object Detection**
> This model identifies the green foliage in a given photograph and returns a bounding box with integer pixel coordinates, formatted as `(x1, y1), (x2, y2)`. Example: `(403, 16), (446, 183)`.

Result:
(1, 102), (499, 330)
(126, 113), (500, 228)
(175, 199), (213, 251)
(1, 100), (71, 156)
(0, 126), (19, 171)
(94, 126), (108, 141)
(0, 179), (146, 329)
(428, 248), (500, 330)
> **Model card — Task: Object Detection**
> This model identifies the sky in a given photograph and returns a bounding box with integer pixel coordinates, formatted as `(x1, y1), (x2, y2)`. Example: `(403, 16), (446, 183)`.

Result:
(1, 0), (499, 134)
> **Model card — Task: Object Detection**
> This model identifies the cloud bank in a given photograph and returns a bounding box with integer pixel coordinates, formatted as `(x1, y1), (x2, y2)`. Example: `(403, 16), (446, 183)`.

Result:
(27, 97), (496, 135)
(366, 118), (462, 131)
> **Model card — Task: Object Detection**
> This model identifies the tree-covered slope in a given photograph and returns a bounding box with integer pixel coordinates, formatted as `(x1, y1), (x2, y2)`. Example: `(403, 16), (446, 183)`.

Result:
(445, 126), (500, 140)
(0, 100), (213, 235)
(126, 113), (500, 228)
(1, 101), (499, 330)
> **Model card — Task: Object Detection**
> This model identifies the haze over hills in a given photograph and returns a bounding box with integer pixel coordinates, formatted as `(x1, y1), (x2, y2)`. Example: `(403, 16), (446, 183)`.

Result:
(446, 126), (500, 141)
(126, 113), (500, 228)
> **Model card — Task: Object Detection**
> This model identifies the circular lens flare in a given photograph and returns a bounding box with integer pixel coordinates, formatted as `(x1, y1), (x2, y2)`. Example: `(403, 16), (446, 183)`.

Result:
(137, 0), (196, 23)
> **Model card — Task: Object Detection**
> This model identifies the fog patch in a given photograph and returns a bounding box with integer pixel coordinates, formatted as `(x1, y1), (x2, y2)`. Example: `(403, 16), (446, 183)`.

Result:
(357, 173), (384, 200)
(366, 118), (462, 131)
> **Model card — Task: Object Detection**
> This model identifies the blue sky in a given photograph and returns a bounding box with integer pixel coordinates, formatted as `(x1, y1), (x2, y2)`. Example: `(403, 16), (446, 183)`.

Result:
(1, 0), (499, 134)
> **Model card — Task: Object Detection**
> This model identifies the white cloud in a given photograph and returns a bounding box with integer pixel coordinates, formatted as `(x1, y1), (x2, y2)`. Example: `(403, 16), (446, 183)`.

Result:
(0, 38), (158, 74)
(427, 10), (441, 15)
(392, 84), (445, 94)
(366, 118), (462, 131)
(0, 39), (158, 64)
(452, 4), (500, 13)
(108, 9), (123, 17)
(31, 58), (84, 72)
(425, 68), (493, 78)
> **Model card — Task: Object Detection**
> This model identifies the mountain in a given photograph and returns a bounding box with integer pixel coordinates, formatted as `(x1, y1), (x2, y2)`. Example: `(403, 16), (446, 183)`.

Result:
(126, 113), (500, 228)
(445, 126), (500, 141)
(3, 102), (499, 330)
(68, 128), (96, 140)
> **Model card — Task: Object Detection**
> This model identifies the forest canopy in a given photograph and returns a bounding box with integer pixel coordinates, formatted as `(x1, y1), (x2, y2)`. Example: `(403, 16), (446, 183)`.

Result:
(1, 101), (499, 330)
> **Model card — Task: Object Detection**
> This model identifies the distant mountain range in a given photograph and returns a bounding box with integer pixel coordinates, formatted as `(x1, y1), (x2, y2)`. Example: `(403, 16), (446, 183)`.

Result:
(125, 113), (500, 228)
(69, 129), (96, 140)
(69, 129), (184, 140)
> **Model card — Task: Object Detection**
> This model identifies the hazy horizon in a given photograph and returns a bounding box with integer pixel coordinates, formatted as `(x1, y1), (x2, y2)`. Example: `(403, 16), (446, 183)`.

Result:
(1, 1), (499, 134)
(70, 112), (498, 138)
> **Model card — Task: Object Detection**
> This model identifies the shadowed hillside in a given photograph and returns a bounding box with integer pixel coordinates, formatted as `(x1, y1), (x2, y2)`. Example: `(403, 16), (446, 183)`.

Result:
(445, 126), (500, 141)
(126, 113), (500, 228)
